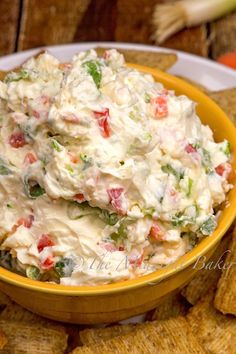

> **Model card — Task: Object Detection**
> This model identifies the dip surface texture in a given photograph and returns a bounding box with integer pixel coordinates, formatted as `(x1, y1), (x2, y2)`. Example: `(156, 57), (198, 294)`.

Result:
(0, 50), (232, 285)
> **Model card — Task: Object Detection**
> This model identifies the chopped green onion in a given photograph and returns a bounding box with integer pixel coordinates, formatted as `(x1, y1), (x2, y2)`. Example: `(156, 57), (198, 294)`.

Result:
(186, 178), (193, 198)
(65, 164), (74, 174)
(55, 258), (75, 277)
(24, 176), (45, 199)
(142, 207), (156, 217)
(200, 216), (217, 235)
(144, 93), (151, 103)
(153, 0), (236, 44)
(161, 164), (184, 181)
(51, 138), (63, 152)
(26, 266), (41, 280)
(220, 140), (231, 157)
(129, 109), (141, 122)
(98, 209), (119, 226)
(67, 201), (96, 219)
(192, 141), (201, 149)
(6, 203), (13, 208)
(80, 153), (93, 170)
(110, 217), (134, 241)
(29, 184), (45, 198)
(171, 212), (194, 227)
(82, 60), (102, 88)
(110, 224), (127, 242)
(201, 148), (213, 174)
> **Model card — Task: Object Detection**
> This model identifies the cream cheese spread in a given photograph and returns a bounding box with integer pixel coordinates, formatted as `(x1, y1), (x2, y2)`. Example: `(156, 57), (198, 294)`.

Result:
(0, 49), (232, 285)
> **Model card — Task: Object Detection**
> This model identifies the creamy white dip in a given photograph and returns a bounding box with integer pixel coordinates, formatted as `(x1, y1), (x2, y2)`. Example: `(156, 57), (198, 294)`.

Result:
(0, 49), (232, 285)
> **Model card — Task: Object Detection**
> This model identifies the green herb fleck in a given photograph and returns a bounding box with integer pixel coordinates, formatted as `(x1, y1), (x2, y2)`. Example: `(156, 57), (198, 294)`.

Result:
(4, 69), (31, 84)
(199, 216), (217, 235)
(192, 142), (201, 149)
(40, 157), (48, 166)
(144, 132), (152, 141)
(119, 160), (125, 166)
(82, 60), (102, 88)
(6, 203), (13, 208)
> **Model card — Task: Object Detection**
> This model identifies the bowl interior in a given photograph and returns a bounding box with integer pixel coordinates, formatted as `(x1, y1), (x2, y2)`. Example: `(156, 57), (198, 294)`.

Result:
(0, 64), (236, 295)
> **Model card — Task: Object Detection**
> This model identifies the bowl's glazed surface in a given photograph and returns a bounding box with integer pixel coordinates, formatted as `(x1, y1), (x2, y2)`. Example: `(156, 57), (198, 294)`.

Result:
(0, 64), (235, 324)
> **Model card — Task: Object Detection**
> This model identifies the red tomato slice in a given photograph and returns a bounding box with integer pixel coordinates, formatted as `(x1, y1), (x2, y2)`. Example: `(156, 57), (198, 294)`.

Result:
(37, 234), (55, 253)
(24, 153), (37, 165)
(94, 108), (111, 138)
(9, 131), (27, 148)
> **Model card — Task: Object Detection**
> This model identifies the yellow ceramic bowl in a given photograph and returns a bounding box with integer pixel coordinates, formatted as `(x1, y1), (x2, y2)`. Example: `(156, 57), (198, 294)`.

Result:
(0, 64), (236, 324)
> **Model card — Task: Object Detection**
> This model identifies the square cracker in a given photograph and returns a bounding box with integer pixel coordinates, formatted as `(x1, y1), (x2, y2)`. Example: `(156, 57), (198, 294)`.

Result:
(187, 290), (236, 354)
(0, 301), (65, 331)
(0, 319), (68, 354)
(95, 47), (178, 71)
(80, 323), (137, 345)
(214, 228), (236, 315)
(79, 291), (189, 346)
(151, 292), (189, 320)
(73, 317), (206, 353)
(209, 88), (236, 125)
(181, 233), (232, 305)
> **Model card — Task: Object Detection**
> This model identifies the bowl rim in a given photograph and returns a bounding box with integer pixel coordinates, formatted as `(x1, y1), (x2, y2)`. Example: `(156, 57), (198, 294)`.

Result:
(0, 63), (236, 296)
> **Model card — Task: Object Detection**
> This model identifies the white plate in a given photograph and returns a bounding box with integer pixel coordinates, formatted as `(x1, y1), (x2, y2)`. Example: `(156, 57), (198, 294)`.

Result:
(0, 42), (236, 91)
